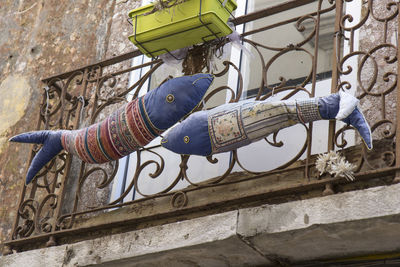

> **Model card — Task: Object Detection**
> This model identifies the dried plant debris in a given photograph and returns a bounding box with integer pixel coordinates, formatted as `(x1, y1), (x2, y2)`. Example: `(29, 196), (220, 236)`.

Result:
(182, 39), (228, 75)
(145, 0), (189, 16)
(315, 151), (356, 181)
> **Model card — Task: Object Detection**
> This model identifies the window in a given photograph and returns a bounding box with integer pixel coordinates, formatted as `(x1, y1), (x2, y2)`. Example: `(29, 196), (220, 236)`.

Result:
(111, 0), (361, 202)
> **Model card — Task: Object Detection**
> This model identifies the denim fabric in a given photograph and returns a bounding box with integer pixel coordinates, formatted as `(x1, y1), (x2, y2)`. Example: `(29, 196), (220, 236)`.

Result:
(144, 73), (214, 130)
(10, 131), (63, 184)
(161, 111), (211, 156)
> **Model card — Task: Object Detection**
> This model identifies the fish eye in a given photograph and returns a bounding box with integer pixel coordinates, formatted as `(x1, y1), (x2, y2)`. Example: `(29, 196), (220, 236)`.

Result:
(183, 136), (190, 144)
(166, 94), (174, 103)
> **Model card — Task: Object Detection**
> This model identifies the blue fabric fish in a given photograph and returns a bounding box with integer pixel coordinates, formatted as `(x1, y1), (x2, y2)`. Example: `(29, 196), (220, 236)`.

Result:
(161, 91), (373, 156)
(10, 74), (214, 184)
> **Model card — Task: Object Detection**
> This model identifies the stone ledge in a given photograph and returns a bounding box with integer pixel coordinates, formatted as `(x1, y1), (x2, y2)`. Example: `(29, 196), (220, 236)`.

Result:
(238, 183), (400, 236)
(0, 211), (269, 267)
(238, 183), (400, 263)
(3, 183), (400, 266)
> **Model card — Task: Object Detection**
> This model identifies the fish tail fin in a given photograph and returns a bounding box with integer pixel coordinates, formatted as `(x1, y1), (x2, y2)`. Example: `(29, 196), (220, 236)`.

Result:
(10, 130), (63, 184)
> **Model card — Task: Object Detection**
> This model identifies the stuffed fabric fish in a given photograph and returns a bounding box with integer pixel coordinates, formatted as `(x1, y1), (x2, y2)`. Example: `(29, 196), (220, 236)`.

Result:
(10, 73), (215, 184)
(161, 91), (373, 156)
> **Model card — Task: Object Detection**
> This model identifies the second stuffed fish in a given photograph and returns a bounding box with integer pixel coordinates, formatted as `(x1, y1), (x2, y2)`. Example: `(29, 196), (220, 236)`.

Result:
(161, 91), (373, 156)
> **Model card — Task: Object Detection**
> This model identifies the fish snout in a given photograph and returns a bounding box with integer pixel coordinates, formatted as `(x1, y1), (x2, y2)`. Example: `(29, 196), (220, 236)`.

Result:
(161, 111), (211, 156)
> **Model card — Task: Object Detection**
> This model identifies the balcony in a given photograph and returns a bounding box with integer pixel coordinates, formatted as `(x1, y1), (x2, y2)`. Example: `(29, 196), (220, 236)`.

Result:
(3, 0), (400, 265)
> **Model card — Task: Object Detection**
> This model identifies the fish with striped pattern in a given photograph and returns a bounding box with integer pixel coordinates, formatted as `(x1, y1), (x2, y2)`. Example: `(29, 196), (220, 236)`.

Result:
(10, 73), (214, 184)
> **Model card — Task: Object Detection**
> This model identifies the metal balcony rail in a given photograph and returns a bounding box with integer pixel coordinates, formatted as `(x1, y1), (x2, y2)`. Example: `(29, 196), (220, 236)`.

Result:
(4, 0), (400, 253)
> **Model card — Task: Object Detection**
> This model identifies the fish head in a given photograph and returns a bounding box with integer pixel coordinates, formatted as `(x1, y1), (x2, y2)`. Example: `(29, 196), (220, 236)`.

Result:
(161, 111), (211, 156)
(144, 73), (214, 131)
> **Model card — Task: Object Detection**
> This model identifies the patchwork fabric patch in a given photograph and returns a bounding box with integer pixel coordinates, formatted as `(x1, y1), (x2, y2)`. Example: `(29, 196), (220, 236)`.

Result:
(208, 106), (248, 153)
(296, 98), (321, 123)
(241, 101), (298, 141)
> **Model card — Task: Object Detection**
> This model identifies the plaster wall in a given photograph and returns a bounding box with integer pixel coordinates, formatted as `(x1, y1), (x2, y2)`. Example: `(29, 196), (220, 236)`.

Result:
(0, 0), (140, 250)
(358, 0), (398, 140)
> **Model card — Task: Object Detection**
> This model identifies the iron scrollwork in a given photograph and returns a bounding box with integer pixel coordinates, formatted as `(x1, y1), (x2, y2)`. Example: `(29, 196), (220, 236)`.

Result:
(10, 0), (399, 242)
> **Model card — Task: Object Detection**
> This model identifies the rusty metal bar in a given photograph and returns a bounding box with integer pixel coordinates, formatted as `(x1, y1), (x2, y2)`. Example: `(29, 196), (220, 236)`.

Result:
(8, 92), (45, 246)
(232, 0), (317, 26)
(4, 165), (399, 250)
(323, 0), (344, 194)
(49, 68), (90, 241)
(87, 59), (162, 83)
(41, 0), (318, 84)
(13, 143), (393, 224)
(328, 0), (344, 150)
(241, 2), (335, 38)
(41, 50), (143, 83)
(395, 2), (400, 182)
(304, 0), (323, 180)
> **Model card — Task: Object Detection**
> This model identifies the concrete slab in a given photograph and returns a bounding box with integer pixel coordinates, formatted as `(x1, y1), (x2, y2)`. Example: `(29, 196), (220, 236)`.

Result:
(237, 183), (400, 262)
(97, 236), (270, 267)
(1, 211), (269, 267)
(4, 184), (400, 266)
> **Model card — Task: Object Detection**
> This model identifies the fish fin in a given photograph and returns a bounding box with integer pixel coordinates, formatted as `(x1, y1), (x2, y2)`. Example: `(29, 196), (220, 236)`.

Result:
(10, 131), (63, 184)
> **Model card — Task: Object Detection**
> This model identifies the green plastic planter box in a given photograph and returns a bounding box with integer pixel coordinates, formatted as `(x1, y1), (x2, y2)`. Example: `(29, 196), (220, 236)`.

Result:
(128, 0), (237, 58)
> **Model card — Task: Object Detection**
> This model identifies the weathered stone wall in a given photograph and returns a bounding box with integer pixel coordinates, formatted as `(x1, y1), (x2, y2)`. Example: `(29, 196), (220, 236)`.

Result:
(0, 0), (139, 250)
(358, 1), (398, 140)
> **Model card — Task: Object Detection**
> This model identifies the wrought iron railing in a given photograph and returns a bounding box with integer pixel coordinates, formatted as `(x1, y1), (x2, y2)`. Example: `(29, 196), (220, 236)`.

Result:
(4, 0), (400, 253)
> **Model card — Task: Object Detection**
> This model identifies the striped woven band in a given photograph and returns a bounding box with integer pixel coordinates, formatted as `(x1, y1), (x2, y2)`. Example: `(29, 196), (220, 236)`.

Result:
(296, 98), (322, 123)
(61, 97), (163, 163)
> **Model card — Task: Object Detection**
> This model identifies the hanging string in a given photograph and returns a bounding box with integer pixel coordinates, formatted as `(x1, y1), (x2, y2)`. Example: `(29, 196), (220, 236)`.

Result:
(144, 0), (188, 16)
(77, 96), (85, 126)
(14, 2), (37, 15)
(271, 86), (277, 97)
(334, 30), (350, 90)
(341, 129), (346, 151)
(334, 29), (352, 148)
(44, 86), (50, 124)
(334, 30), (343, 88)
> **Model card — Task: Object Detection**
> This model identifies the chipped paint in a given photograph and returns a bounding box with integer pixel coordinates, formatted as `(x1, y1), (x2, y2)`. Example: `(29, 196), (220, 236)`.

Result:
(0, 75), (31, 153)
